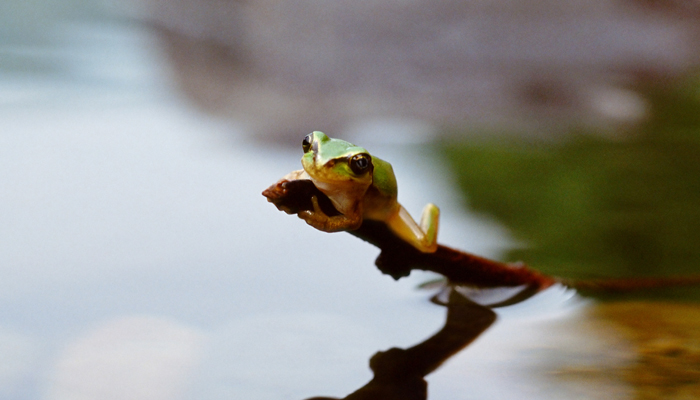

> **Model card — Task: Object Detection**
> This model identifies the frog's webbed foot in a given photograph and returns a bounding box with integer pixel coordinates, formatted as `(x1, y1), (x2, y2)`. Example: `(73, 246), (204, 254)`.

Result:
(298, 196), (362, 232)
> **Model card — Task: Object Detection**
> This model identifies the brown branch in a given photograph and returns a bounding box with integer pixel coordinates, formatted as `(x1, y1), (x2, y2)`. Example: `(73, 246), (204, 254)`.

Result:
(263, 178), (555, 290)
(263, 178), (700, 295)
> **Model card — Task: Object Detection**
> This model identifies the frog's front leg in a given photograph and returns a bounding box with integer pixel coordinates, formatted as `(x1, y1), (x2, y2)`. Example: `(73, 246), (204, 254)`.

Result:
(298, 196), (363, 232)
(385, 203), (440, 253)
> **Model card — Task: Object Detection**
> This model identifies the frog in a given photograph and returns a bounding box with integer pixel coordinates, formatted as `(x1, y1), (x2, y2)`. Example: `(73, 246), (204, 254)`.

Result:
(285, 131), (439, 253)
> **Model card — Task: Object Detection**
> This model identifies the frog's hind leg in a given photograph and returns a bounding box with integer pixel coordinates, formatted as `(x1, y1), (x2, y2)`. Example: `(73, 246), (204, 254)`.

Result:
(387, 204), (440, 253)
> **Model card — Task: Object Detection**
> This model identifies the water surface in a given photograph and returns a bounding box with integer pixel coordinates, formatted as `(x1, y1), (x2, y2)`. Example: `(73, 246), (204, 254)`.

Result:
(2, 4), (699, 400)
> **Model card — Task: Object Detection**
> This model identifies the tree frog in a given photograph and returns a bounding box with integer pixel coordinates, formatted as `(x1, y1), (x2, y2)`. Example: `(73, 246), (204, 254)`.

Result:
(286, 131), (440, 253)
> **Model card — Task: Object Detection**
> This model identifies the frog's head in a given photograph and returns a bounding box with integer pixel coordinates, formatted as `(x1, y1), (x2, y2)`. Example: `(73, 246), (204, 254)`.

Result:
(300, 131), (374, 194)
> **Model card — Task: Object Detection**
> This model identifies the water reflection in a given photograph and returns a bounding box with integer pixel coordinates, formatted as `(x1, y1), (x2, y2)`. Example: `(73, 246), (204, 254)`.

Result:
(305, 290), (496, 400)
(589, 302), (700, 399)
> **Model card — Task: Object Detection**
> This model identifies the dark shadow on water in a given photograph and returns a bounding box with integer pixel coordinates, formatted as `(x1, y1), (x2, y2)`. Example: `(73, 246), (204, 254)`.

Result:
(304, 290), (496, 400)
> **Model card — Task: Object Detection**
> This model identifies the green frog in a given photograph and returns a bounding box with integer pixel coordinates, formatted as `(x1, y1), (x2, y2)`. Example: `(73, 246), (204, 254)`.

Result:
(285, 131), (439, 253)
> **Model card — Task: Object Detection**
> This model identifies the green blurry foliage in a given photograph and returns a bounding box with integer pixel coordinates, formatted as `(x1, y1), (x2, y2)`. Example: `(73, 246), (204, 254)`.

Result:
(442, 76), (700, 294)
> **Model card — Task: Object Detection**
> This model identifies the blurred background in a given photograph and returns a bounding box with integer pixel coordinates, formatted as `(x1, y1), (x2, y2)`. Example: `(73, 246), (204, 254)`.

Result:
(2, 0), (700, 399)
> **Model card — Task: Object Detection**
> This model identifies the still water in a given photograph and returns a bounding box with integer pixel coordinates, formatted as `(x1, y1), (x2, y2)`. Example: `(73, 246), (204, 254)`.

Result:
(1, 6), (699, 400)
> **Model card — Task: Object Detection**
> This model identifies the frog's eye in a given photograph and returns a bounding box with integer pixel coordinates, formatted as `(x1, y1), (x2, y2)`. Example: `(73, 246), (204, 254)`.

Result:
(349, 153), (372, 175)
(302, 133), (313, 153)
